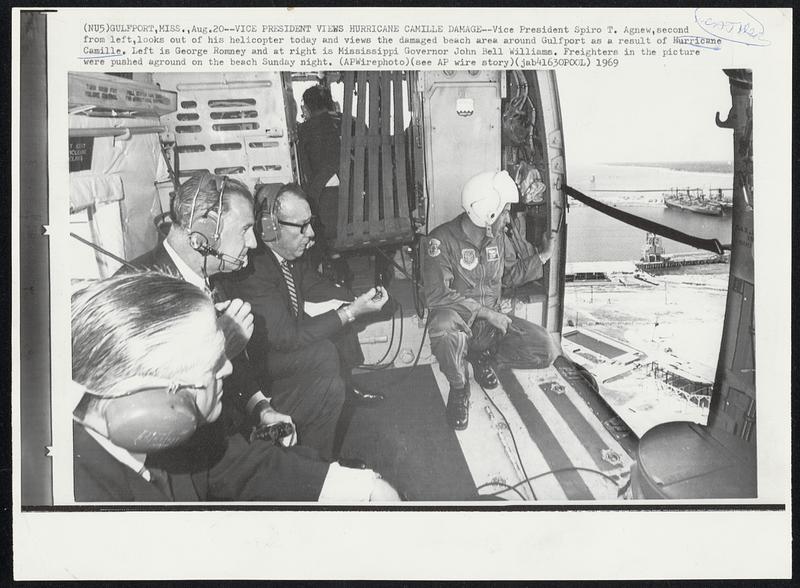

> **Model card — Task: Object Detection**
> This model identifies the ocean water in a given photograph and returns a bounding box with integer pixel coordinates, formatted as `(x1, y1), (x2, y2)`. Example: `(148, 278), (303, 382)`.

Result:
(565, 163), (733, 263)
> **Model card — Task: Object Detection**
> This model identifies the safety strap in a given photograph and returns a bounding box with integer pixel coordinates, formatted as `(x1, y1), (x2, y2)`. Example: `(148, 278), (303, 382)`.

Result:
(564, 185), (729, 255)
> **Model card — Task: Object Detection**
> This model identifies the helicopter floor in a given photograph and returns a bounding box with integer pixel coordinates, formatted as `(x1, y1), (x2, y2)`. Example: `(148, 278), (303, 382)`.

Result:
(344, 359), (634, 502)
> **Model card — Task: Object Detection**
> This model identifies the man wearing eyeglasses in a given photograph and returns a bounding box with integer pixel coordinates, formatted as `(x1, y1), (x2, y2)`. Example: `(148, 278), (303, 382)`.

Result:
(223, 183), (389, 461)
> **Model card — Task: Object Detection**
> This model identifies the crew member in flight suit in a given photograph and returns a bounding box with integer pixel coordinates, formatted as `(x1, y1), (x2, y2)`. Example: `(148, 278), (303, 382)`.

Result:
(422, 170), (561, 431)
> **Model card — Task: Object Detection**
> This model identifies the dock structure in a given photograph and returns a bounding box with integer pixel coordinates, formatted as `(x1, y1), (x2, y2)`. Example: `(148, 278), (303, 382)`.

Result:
(642, 361), (713, 408)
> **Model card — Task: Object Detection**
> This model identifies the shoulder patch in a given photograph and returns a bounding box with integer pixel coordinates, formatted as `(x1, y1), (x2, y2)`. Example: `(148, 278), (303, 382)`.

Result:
(427, 238), (441, 258)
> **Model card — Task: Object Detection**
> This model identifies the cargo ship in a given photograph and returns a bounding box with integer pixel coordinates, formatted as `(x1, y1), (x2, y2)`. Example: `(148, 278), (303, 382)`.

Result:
(663, 188), (723, 216)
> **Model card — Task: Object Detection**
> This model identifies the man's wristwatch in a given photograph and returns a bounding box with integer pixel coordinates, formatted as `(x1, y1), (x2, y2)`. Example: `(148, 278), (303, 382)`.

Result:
(252, 398), (272, 423)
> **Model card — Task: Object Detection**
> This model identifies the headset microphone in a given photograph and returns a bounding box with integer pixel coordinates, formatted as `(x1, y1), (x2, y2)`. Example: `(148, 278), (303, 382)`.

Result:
(188, 236), (247, 272)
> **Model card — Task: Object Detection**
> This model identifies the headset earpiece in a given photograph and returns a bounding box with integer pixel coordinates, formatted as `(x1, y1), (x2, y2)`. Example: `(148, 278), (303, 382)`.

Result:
(101, 387), (201, 452)
(256, 184), (282, 242)
(183, 172), (226, 255)
(188, 211), (221, 253)
(261, 210), (279, 242)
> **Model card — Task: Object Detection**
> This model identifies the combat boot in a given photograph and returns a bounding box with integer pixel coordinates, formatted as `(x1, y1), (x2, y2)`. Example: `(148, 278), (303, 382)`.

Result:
(469, 349), (499, 389)
(446, 382), (471, 431)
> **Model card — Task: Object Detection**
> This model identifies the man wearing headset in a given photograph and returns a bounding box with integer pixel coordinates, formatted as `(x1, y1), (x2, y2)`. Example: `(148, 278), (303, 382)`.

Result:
(221, 183), (389, 461)
(121, 172), (292, 434)
(72, 272), (400, 501)
(422, 170), (562, 431)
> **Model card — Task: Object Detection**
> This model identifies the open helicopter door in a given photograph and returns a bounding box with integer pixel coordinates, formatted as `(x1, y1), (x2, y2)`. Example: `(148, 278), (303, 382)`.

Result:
(418, 70), (567, 336)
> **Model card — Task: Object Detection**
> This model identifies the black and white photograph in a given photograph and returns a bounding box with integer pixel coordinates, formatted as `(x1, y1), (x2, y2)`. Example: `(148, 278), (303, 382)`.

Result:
(57, 67), (757, 503)
(11, 7), (792, 581)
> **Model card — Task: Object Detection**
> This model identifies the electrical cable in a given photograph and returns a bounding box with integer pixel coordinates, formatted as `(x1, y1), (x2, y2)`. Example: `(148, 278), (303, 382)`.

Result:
(477, 380), (537, 500)
(475, 480), (526, 501)
(69, 232), (139, 271)
(359, 301), (405, 370)
(377, 310), (430, 390)
(484, 466), (622, 497)
(357, 306), (397, 367)
(412, 238), (425, 319)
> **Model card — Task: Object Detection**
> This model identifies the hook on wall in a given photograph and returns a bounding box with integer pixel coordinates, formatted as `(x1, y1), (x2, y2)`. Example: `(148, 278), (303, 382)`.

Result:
(715, 107), (735, 129)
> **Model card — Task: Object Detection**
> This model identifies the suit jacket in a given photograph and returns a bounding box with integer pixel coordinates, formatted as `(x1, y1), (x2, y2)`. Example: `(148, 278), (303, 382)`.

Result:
(224, 245), (353, 357)
(74, 419), (330, 502)
(122, 241), (182, 277)
(117, 242), (259, 420)
(73, 422), (206, 501)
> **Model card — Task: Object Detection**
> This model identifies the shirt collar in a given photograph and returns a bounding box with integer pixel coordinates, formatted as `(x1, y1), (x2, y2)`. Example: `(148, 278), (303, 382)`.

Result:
(163, 239), (207, 291)
(83, 426), (151, 481)
(268, 247), (290, 266)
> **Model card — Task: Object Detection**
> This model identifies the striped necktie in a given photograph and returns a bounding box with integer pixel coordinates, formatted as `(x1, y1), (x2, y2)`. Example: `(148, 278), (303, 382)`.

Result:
(281, 260), (299, 317)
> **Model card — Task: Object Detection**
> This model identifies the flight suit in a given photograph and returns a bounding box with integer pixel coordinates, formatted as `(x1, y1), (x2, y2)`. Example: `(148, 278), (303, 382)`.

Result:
(422, 213), (559, 388)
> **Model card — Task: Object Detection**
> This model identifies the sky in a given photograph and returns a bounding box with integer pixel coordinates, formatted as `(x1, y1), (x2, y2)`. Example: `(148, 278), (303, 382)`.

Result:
(557, 67), (734, 165)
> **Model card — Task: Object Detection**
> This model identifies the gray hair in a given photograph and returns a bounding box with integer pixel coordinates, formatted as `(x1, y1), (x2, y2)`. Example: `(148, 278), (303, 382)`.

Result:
(171, 172), (253, 228)
(71, 272), (223, 394)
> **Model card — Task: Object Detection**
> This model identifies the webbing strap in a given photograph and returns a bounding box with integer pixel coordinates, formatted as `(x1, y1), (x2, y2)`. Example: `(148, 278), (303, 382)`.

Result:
(564, 185), (729, 255)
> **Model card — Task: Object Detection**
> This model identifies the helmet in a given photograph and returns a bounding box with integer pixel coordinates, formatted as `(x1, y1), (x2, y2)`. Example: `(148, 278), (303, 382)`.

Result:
(461, 170), (519, 228)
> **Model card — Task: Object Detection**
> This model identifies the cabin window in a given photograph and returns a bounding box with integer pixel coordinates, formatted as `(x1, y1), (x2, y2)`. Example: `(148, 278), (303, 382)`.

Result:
(175, 125), (202, 134)
(209, 142), (242, 151)
(211, 122), (260, 132)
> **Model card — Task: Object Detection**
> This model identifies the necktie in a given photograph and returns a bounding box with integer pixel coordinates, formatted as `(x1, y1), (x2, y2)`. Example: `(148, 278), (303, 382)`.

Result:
(281, 260), (299, 317)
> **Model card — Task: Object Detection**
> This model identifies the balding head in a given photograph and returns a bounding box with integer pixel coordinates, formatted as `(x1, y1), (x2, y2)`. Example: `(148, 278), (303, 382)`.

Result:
(265, 183), (315, 260)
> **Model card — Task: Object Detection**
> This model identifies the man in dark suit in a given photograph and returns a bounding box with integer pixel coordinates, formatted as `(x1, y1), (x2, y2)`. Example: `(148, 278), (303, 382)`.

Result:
(120, 172), (290, 434)
(222, 183), (389, 460)
(72, 272), (400, 502)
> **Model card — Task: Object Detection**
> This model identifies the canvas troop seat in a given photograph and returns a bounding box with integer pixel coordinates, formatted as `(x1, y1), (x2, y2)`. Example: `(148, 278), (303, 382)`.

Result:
(333, 71), (414, 252)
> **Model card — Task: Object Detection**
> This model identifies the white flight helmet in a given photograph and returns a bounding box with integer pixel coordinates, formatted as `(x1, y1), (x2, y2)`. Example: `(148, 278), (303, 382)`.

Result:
(461, 170), (519, 228)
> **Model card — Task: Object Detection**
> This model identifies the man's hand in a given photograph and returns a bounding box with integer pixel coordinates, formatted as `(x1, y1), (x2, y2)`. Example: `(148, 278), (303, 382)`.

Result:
(256, 403), (297, 447)
(483, 308), (512, 335)
(537, 231), (555, 264)
(215, 298), (254, 360)
(348, 286), (389, 318)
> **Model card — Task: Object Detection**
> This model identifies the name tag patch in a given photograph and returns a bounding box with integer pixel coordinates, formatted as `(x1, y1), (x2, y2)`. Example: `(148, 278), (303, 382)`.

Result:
(486, 246), (500, 262)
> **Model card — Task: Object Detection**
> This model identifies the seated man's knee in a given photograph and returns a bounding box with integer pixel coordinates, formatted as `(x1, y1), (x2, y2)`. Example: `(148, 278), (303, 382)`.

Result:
(304, 339), (341, 376)
(428, 309), (469, 339)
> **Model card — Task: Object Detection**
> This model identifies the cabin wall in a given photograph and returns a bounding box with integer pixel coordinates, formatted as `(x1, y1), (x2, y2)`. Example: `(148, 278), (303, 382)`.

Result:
(420, 71), (503, 231)
(708, 71), (755, 443)
(68, 115), (168, 277)
(151, 72), (296, 193)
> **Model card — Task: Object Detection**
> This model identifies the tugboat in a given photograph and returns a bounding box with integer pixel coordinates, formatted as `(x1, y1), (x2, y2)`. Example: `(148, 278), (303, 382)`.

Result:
(635, 232), (728, 272)
(663, 188), (724, 216)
